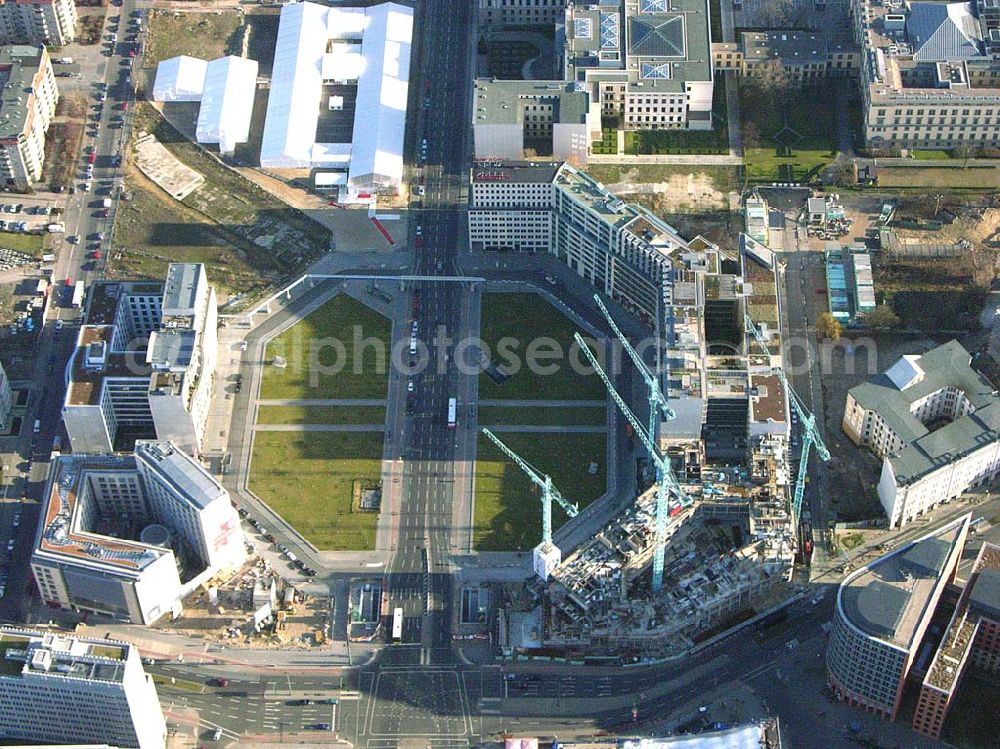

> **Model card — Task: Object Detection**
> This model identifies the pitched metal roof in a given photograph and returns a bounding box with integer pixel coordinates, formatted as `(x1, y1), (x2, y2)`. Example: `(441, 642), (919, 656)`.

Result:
(628, 14), (686, 58)
(908, 2), (985, 61)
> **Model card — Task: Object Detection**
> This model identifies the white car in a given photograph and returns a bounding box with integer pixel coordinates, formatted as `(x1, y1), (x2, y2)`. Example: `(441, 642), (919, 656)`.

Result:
(407, 380), (415, 393)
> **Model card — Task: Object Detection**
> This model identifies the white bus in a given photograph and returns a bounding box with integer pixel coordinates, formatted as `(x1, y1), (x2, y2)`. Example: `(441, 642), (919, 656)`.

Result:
(391, 607), (403, 641)
(71, 281), (85, 309)
(447, 397), (457, 429)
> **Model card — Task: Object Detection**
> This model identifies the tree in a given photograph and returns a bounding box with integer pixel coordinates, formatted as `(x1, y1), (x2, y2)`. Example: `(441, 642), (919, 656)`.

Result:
(749, 58), (792, 96)
(827, 160), (857, 187)
(743, 121), (763, 149)
(757, 0), (796, 27)
(817, 312), (842, 340)
(864, 305), (900, 329)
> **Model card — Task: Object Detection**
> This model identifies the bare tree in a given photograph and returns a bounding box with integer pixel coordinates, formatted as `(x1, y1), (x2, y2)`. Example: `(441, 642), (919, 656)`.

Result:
(749, 58), (792, 95)
(756, 0), (796, 27)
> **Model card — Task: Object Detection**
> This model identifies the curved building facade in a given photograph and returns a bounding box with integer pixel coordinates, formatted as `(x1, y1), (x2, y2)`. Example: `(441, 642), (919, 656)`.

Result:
(826, 514), (970, 719)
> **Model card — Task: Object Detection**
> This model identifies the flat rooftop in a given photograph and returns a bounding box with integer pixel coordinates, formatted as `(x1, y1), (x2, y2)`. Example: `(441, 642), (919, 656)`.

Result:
(67, 326), (151, 407)
(555, 164), (691, 257)
(471, 160), (560, 184)
(0, 628), (128, 684)
(565, 0), (712, 92)
(162, 262), (202, 314)
(85, 280), (164, 327)
(925, 542), (1000, 694)
(148, 328), (196, 369)
(839, 514), (968, 649)
(749, 373), (786, 424)
(135, 441), (226, 511)
(34, 454), (169, 574)
(473, 79), (589, 126)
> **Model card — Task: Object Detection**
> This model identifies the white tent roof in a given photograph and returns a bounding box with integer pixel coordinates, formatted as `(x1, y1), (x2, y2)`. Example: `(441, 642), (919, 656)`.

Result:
(315, 172), (348, 187)
(347, 2), (412, 188)
(311, 142), (352, 165)
(322, 44), (366, 82)
(327, 6), (367, 38)
(152, 56), (208, 102)
(259, 1), (412, 187)
(195, 56), (258, 154)
(259, 1), (330, 167)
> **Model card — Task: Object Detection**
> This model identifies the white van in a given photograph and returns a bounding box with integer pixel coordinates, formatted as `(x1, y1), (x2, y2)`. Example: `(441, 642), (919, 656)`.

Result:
(32, 419), (41, 433)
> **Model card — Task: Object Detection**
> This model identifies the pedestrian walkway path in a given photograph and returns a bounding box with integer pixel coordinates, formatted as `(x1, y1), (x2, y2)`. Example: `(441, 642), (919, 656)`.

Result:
(253, 424), (385, 432)
(482, 425), (606, 433)
(588, 153), (743, 166)
(257, 399), (387, 406)
(477, 399), (605, 407)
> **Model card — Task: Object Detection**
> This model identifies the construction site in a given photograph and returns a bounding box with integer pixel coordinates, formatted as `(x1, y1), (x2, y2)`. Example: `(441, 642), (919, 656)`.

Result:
(501, 234), (821, 657)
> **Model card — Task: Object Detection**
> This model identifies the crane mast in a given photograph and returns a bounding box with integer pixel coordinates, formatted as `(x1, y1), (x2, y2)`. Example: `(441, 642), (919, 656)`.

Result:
(573, 332), (689, 592)
(743, 315), (830, 525)
(480, 428), (578, 546)
(592, 294), (674, 444)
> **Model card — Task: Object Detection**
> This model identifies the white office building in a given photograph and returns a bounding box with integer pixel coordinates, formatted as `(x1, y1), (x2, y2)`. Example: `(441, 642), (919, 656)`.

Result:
(843, 341), (1000, 527)
(0, 359), (11, 432)
(0, 627), (166, 749)
(62, 264), (218, 456)
(259, 1), (413, 192)
(469, 160), (694, 327)
(31, 442), (245, 624)
(473, 0), (715, 163)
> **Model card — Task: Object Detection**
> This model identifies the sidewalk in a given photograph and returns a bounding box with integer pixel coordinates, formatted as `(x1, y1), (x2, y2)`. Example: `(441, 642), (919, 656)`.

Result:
(588, 153), (743, 166)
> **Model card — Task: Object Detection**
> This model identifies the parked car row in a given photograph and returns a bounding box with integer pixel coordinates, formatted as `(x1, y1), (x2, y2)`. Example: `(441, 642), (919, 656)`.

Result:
(238, 508), (318, 577)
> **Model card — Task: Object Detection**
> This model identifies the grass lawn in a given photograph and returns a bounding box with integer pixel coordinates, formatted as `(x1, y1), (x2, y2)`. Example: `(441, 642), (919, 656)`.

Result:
(740, 82), (838, 182)
(744, 146), (835, 183)
(583, 163), (743, 193)
(911, 150), (952, 161)
(260, 294), (391, 401)
(249, 431), (383, 550)
(474, 431), (607, 551)
(478, 293), (606, 401)
(478, 405), (606, 427)
(592, 128), (618, 155)
(0, 232), (43, 255)
(144, 10), (242, 68)
(256, 405), (386, 425)
(876, 166), (1000, 189)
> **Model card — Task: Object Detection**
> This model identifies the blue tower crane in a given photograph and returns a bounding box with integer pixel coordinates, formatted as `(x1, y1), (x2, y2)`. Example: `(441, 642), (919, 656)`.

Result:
(744, 315), (830, 525)
(480, 428), (578, 546)
(573, 332), (690, 592)
(592, 294), (674, 444)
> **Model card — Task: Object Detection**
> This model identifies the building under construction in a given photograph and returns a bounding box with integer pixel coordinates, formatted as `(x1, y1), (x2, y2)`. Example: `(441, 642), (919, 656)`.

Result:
(527, 234), (803, 656)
